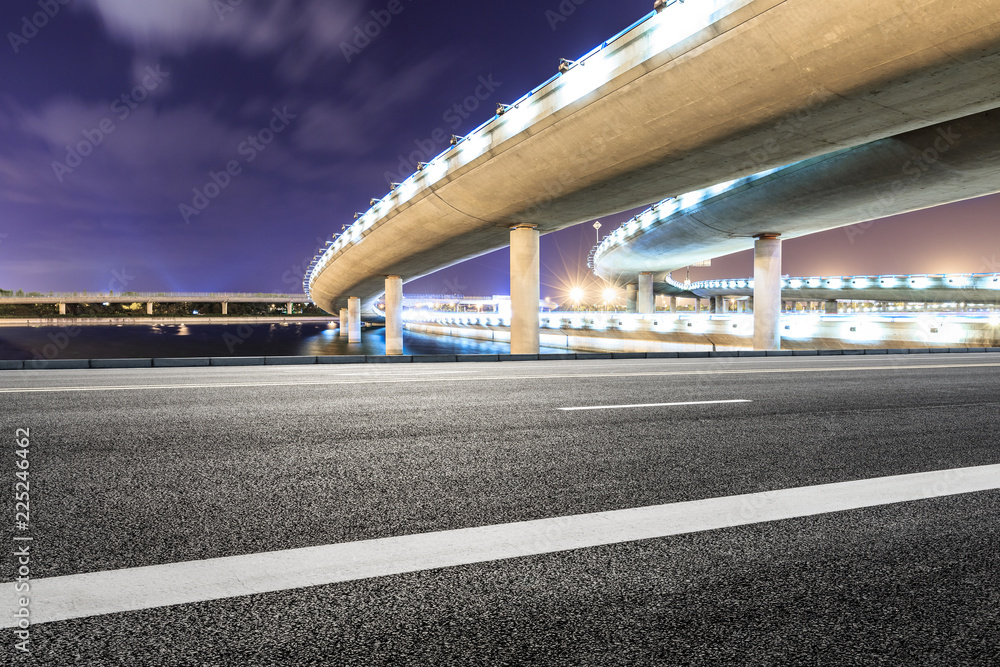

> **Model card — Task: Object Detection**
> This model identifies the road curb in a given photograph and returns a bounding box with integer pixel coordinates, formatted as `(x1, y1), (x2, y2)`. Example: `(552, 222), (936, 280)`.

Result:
(1, 347), (995, 370)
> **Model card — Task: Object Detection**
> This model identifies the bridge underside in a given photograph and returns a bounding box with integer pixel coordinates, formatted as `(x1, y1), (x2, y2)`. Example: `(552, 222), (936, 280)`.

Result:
(594, 110), (1000, 283)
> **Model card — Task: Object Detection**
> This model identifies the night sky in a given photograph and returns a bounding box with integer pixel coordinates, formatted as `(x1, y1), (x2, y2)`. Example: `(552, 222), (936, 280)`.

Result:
(1, 0), (997, 300)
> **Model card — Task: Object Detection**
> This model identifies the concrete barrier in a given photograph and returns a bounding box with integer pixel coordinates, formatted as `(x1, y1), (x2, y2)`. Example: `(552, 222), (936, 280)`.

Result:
(317, 355), (367, 364)
(413, 355), (458, 363)
(0, 346), (995, 371)
(457, 354), (500, 362)
(90, 359), (153, 369)
(210, 357), (266, 366)
(265, 356), (318, 365)
(23, 359), (90, 370)
(154, 358), (211, 367)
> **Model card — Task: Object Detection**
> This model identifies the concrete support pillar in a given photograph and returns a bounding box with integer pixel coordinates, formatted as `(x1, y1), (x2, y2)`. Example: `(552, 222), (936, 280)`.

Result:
(286, 302), (294, 315)
(510, 225), (540, 355)
(625, 284), (638, 314)
(669, 296), (677, 314)
(146, 301), (153, 316)
(222, 301), (228, 315)
(753, 234), (782, 351)
(348, 297), (361, 343)
(720, 298), (728, 314)
(695, 298), (702, 314)
(385, 275), (403, 355)
(825, 300), (838, 315)
(637, 273), (654, 314)
(747, 297), (754, 314)
(339, 308), (349, 336)
(58, 303), (66, 315)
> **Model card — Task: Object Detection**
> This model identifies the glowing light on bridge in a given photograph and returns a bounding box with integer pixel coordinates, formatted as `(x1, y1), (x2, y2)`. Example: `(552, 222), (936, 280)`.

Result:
(649, 0), (732, 56)
(462, 132), (492, 160)
(559, 48), (615, 106)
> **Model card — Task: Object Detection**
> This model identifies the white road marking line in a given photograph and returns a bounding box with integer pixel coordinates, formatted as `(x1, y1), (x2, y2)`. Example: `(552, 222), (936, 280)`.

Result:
(4, 464), (998, 628)
(2, 362), (999, 393)
(559, 399), (752, 411)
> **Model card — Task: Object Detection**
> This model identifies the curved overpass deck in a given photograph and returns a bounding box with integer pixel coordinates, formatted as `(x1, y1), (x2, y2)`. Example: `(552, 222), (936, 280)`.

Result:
(592, 111), (1000, 282)
(306, 0), (1000, 313)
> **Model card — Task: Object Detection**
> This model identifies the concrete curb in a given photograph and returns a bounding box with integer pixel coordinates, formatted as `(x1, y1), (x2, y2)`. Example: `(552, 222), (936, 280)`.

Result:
(90, 359), (152, 369)
(1, 347), (996, 370)
(154, 358), (211, 367)
(265, 356), (318, 365)
(210, 357), (266, 366)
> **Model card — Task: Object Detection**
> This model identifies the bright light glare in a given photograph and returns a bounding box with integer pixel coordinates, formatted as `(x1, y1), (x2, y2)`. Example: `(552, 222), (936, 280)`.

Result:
(603, 288), (618, 302)
(463, 132), (491, 159)
(570, 287), (585, 302)
(650, 0), (731, 56)
(502, 103), (534, 135)
(428, 158), (448, 182)
(559, 50), (614, 106)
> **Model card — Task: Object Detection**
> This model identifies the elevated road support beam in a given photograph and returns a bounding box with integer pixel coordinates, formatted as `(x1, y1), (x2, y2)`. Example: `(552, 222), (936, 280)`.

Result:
(348, 298), (361, 343)
(385, 276), (403, 355)
(510, 225), (540, 355)
(638, 273), (655, 314)
(754, 235), (782, 351)
(626, 284), (638, 314)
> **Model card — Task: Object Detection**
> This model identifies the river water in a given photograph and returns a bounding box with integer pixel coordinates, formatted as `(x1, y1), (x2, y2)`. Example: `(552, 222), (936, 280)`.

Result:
(0, 322), (568, 360)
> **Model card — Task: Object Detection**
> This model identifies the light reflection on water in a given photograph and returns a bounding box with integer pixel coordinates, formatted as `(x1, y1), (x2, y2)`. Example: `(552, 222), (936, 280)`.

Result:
(0, 323), (568, 360)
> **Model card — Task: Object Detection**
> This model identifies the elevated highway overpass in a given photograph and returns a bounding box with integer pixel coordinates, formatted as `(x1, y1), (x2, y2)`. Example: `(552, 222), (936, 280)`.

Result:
(0, 293), (310, 316)
(643, 273), (1000, 313)
(305, 0), (1000, 353)
(592, 111), (1000, 284)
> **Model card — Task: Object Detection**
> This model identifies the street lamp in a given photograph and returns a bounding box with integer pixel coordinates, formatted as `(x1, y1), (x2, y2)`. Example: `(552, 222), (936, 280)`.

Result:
(593, 220), (602, 244)
(570, 287), (585, 311)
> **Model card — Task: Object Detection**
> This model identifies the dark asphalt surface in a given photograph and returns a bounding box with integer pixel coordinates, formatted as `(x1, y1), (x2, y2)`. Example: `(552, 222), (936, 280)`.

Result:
(4, 355), (1000, 665)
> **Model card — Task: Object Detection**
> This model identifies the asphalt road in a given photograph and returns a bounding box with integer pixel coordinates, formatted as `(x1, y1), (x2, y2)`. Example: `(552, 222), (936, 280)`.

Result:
(3, 355), (1000, 665)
